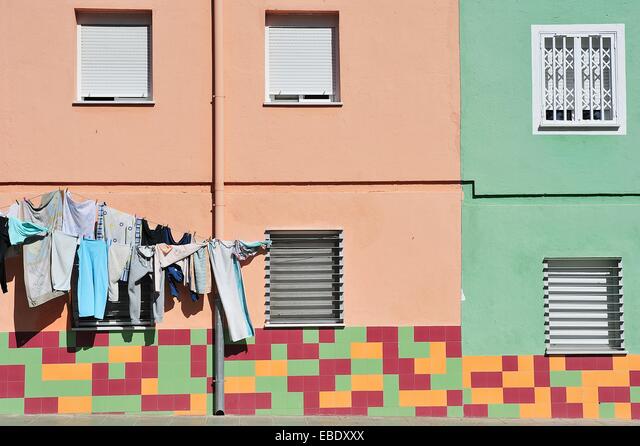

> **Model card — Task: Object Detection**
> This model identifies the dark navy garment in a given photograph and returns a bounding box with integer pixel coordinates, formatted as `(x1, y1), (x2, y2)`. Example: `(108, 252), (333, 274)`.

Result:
(0, 217), (10, 293)
(141, 219), (163, 246)
(161, 227), (198, 301)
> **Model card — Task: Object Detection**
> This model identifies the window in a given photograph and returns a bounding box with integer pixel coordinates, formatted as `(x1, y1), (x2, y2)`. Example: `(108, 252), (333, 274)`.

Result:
(265, 230), (344, 326)
(543, 258), (624, 354)
(265, 13), (340, 104)
(531, 25), (625, 134)
(76, 11), (152, 103)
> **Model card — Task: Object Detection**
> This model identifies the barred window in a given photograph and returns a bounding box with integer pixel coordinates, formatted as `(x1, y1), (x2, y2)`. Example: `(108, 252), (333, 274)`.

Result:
(532, 25), (625, 134)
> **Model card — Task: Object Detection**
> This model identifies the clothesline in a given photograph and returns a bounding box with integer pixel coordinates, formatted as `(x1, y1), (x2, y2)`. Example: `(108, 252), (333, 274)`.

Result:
(0, 189), (205, 242)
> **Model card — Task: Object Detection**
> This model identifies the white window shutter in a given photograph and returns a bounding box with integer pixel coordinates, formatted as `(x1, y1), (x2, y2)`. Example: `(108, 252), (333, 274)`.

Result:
(268, 27), (335, 96)
(80, 25), (150, 98)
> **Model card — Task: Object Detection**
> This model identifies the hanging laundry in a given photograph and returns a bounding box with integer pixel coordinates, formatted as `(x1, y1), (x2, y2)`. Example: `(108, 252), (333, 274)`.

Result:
(153, 243), (205, 296)
(208, 239), (270, 342)
(21, 190), (65, 307)
(77, 238), (109, 319)
(96, 204), (135, 245)
(0, 217), (11, 293)
(107, 243), (132, 302)
(190, 245), (212, 296)
(161, 227), (197, 300)
(140, 219), (163, 245)
(62, 190), (97, 239)
(51, 231), (78, 292)
(128, 245), (164, 324)
(0, 202), (20, 219)
(7, 217), (47, 245)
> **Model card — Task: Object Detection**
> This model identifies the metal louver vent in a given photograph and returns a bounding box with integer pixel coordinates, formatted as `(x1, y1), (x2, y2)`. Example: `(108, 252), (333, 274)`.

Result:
(265, 230), (343, 326)
(544, 258), (624, 354)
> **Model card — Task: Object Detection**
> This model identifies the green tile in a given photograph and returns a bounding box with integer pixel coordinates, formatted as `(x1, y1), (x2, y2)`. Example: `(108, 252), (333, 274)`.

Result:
(319, 342), (350, 359)
(463, 388), (472, 404)
(0, 398), (24, 414)
(189, 378), (208, 394)
(271, 344), (287, 360)
(158, 346), (190, 364)
(60, 331), (75, 348)
(549, 370), (582, 387)
(207, 345), (213, 376)
(25, 379), (92, 398)
(75, 347), (109, 364)
(0, 347), (41, 365)
(447, 406), (464, 418)
(92, 396), (141, 413)
(0, 333), (8, 352)
(488, 404), (520, 418)
(430, 358), (463, 390)
(157, 347), (192, 395)
(256, 376), (288, 393)
(207, 394), (214, 415)
(286, 392), (304, 410)
(631, 387), (640, 403)
(224, 360), (255, 377)
(351, 359), (382, 375)
(335, 375), (351, 391)
(255, 408), (272, 415)
(288, 360), (319, 376)
(599, 402), (616, 419)
(334, 327), (366, 344)
(109, 363), (125, 379)
(303, 329), (319, 344)
(190, 329), (207, 345)
(382, 375), (400, 408)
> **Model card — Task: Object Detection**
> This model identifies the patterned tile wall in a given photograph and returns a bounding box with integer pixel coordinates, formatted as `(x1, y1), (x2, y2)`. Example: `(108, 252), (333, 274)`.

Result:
(0, 326), (639, 419)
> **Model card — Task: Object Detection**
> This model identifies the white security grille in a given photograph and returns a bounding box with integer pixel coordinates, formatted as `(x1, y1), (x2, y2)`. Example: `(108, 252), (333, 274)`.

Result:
(79, 24), (150, 100)
(544, 258), (624, 354)
(265, 230), (343, 326)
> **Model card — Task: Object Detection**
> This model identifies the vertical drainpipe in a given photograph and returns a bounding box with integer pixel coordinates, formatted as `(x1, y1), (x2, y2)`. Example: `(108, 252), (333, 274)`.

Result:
(213, 0), (225, 415)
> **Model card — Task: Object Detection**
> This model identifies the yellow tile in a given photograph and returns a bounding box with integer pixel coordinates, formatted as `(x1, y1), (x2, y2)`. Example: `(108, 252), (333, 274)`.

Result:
(625, 355), (640, 370)
(582, 370), (629, 387)
(351, 342), (383, 359)
(582, 387), (599, 403)
(520, 403), (551, 419)
(190, 394), (207, 415)
(319, 391), (351, 408)
(463, 356), (503, 373)
(471, 388), (503, 405)
(351, 375), (383, 391)
(613, 356), (630, 371)
(502, 371), (534, 388)
(565, 387), (583, 403)
(42, 363), (92, 381)
(535, 387), (551, 405)
(398, 390), (448, 407)
(582, 403), (600, 419)
(141, 378), (158, 395)
(549, 357), (565, 371)
(615, 403), (632, 420)
(58, 396), (92, 414)
(108, 346), (142, 363)
(255, 360), (288, 376)
(518, 356), (534, 371)
(225, 376), (256, 394)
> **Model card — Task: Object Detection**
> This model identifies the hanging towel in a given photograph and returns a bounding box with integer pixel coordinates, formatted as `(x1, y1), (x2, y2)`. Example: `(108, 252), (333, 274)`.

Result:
(108, 242), (132, 302)
(21, 190), (65, 307)
(208, 239), (270, 342)
(77, 238), (109, 319)
(128, 246), (164, 324)
(51, 230), (78, 292)
(62, 190), (97, 239)
(7, 217), (47, 245)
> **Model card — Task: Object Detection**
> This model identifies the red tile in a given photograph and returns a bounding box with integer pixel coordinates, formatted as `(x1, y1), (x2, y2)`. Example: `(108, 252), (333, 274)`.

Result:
(398, 374), (414, 390)
(24, 398), (42, 414)
(382, 327), (398, 343)
(319, 359), (336, 376)
(533, 356), (550, 371)
(596, 356), (614, 370)
(446, 341), (462, 358)
(615, 387), (631, 403)
(226, 393), (257, 409)
(57, 348), (76, 364)
(304, 391), (319, 409)
(158, 330), (175, 346)
(0, 366), (7, 382)
(502, 356), (519, 372)
(447, 390), (463, 406)
(288, 330), (303, 344)
(191, 345), (207, 363)
(207, 329), (213, 345)
(551, 403), (568, 418)
(157, 395), (174, 411)
(334, 359), (351, 375)
(319, 375), (335, 391)
(383, 356), (400, 375)
(631, 371), (640, 386)
(567, 403), (583, 419)
(430, 327), (446, 342)
(254, 328), (271, 345)
(599, 386), (630, 403)
(142, 346), (158, 363)
(565, 356), (612, 371)
(318, 329), (335, 343)
(256, 393), (271, 409)
(6, 365), (24, 382)
(413, 327), (430, 342)
(41, 398), (58, 414)
(288, 376), (305, 392)
(92, 363), (109, 380)
(92, 380), (109, 396)
(125, 379), (141, 395)
(445, 326), (461, 342)
(305, 407), (320, 415)
(141, 395), (158, 411)
(534, 371), (550, 387)
(191, 361), (207, 378)
(351, 391), (368, 408)
(173, 330), (191, 345)
(41, 332), (59, 348)
(471, 371), (502, 388)
(0, 382), (7, 398)
(254, 344), (272, 360)
(368, 391), (384, 407)
(398, 358), (414, 374)
(414, 374), (430, 390)
(125, 363), (142, 380)
(366, 327), (384, 342)
(417, 406), (447, 417)
(207, 377), (214, 394)
(632, 403), (640, 420)
(270, 330), (289, 344)
(94, 333), (110, 347)
(502, 387), (535, 404)
(174, 394), (190, 411)
(463, 404), (488, 417)
(303, 376), (320, 392)
(142, 362), (158, 378)
(303, 344), (319, 359)
(42, 349), (58, 364)
(228, 407), (256, 415)
(551, 387), (566, 403)
(6, 381), (24, 398)
(108, 379), (126, 395)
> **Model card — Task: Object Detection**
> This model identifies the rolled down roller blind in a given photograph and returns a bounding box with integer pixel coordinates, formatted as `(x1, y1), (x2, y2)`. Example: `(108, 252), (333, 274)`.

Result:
(544, 258), (624, 354)
(267, 27), (335, 96)
(80, 25), (150, 99)
(266, 230), (343, 326)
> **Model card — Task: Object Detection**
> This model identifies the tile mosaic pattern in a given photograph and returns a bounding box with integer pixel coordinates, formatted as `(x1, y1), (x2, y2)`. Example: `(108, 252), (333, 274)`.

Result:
(0, 326), (639, 419)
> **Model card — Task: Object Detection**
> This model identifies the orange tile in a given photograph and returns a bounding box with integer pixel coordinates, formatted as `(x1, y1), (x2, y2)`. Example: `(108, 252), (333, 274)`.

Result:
(502, 371), (534, 388)
(613, 356), (630, 371)
(225, 376), (256, 394)
(351, 375), (383, 391)
(582, 403), (599, 419)
(42, 363), (92, 381)
(615, 403), (632, 420)
(582, 387), (599, 403)
(549, 357), (565, 371)
(471, 388), (503, 405)
(582, 370), (629, 387)
(398, 390), (448, 407)
(351, 342), (383, 359)
(565, 387), (583, 403)
(520, 403), (551, 418)
(190, 394), (207, 415)
(108, 346), (142, 363)
(58, 396), (92, 414)
(625, 355), (640, 371)
(535, 387), (551, 405)
(463, 356), (503, 373)
(517, 356), (534, 372)
(319, 391), (351, 408)
(414, 343), (447, 375)
(141, 378), (158, 395)
(255, 360), (288, 376)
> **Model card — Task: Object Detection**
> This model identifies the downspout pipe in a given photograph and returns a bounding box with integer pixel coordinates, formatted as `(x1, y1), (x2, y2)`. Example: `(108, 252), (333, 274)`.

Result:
(213, 0), (225, 415)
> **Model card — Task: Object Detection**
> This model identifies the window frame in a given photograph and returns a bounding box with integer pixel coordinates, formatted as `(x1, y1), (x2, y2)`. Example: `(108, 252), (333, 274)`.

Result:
(75, 10), (153, 104)
(531, 24), (626, 135)
(264, 13), (341, 105)
(264, 229), (344, 328)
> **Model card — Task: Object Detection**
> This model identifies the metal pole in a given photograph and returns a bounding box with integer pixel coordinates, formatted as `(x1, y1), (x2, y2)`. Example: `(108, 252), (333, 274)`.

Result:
(214, 296), (225, 414)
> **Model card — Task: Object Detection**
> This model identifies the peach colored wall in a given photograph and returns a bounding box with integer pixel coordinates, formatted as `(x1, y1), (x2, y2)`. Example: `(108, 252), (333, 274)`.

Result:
(224, 0), (460, 182)
(224, 185), (462, 327)
(0, 0), (212, 183)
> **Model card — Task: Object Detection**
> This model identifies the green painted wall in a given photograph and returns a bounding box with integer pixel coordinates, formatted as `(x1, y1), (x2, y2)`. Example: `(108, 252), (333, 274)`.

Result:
(460, 0), (640, 195)
(461, 188), (640, 355)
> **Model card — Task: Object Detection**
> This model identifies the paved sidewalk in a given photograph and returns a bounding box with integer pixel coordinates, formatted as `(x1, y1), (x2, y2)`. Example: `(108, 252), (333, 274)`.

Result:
(0, 414), (637, 426)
